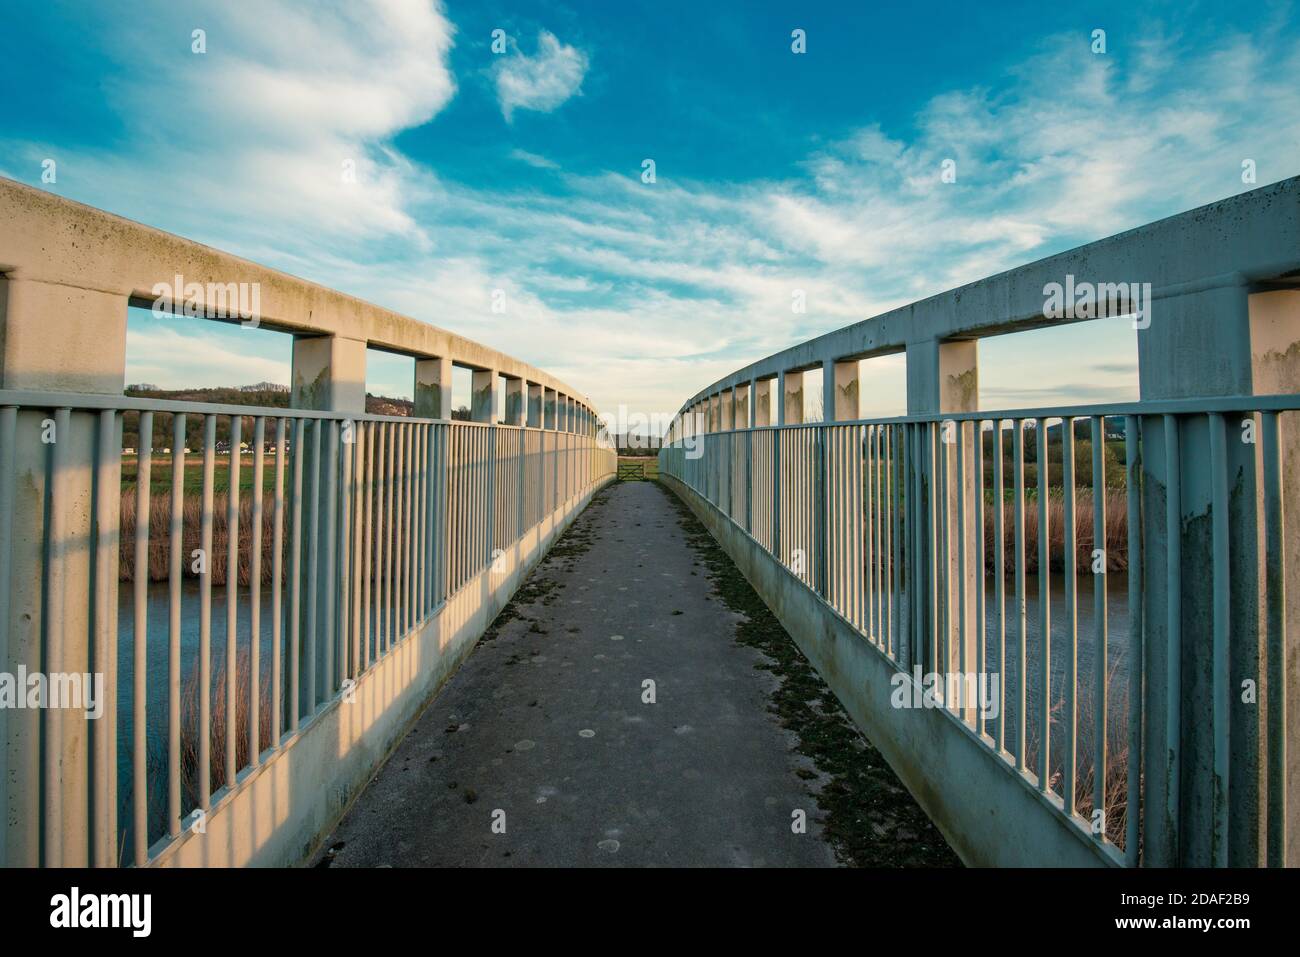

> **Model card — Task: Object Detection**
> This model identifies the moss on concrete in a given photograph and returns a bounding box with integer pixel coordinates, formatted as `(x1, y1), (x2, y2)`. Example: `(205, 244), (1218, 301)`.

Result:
(655, 481), (960, 868)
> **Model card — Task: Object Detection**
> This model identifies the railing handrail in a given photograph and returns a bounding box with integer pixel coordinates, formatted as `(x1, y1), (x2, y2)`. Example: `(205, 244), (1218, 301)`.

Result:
(672, 175), (1300, 422)
(663, 391), (1300, 435)
(0, 175), (597, 415)
(0, 388), (613, 437)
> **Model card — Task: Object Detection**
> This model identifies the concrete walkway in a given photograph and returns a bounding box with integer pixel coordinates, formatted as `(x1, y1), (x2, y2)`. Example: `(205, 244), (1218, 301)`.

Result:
(314, 480), (953, 868)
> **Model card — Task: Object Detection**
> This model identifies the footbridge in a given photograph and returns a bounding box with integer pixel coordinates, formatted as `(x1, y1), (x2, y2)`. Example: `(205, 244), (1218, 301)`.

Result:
(2, 175), (1299, 868)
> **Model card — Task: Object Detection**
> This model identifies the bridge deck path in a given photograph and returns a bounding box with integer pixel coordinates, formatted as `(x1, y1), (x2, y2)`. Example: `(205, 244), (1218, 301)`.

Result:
(314, 480), (954, 868)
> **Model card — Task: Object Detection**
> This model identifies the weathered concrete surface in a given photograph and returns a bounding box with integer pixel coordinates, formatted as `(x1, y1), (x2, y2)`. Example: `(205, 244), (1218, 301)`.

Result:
(661, 473), (1117, 868)
(315, 481), (854, 867)
(0, 175), (596, 417)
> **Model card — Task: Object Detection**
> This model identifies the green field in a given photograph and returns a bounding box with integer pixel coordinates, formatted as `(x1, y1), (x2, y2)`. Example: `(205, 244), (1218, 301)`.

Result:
(121, 454), (278, 495)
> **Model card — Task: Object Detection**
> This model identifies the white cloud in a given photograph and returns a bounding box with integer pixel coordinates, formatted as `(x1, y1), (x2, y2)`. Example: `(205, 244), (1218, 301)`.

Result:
(12, 0), (456, 247)
(9, 13), (1300, 422)
(125, 325), (289, 390)
(494, 31), (588, 121)
(510, 148), (560, 169)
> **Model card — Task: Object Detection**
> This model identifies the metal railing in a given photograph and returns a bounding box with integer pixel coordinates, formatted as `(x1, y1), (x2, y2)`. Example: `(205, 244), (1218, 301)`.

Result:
(660, 178), (1300, 867)
(0, 390), (615, 866)
(0, 177), (617, 866)
(662, 397), (1296, 866)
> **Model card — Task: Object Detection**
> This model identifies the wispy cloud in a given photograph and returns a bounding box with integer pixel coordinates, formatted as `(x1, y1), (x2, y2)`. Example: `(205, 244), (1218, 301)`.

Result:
(7, 0), (457, 247)
(493, 30), (588, 121)
(7, 8), (1300, 421)
(510, 148), (560, 169)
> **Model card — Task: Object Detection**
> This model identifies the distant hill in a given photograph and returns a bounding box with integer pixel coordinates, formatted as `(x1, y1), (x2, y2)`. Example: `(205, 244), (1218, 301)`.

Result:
(122, 386), (421, 450)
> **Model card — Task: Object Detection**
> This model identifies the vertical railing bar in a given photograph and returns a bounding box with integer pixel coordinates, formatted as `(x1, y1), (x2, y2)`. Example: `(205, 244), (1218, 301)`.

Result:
(941, 421), (953, 687)
(43, 409), (70, 864)
(1261, 410), (1287, 868)
(929, 423), (941, 677)
(1163, 413), (1181, 862)
(430, 424), (439, 611)
(416, 424), (426, 620)
(1013, 419), (1027, 771)
(1124, 414), (1144, 866)
(167, 413), (185, 837)
(892, 424), (902, 662)
(957, 420), (968, 717)
(452, 426), (461, 594)
(289, 418), (304, 732)
(993, 420), (1006, 754)
(306, 418), (321, 716)
(132, 410), (152, 865)
(336, 419), (351, 690)
(1062, 417), (1078, 816)
(394, 422), (406, 639)
(864, 426), (873, 639)
(384, 422), (395, 653)
(1091, 416), (1109, 838)
(910, 425), (922, 669)
(364, 422), (375, 670)
(351, 424), (364, 676)
(1037, 418), (1051, 792)
(249, 417), (264, 768)
(95, 408), (119, 866)
(199, 413), (216, 810)
(225, 415), (241, 788)
(1208, 411), (1230, 867)
(322, 420), (338, 697)
(271, 418), (286, 748)
(375, 423), (386, 652)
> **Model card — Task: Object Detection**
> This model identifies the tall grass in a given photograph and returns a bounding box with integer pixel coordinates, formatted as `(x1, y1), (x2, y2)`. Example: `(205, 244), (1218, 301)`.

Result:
(1024, 657), (1136, 851)
(143, 645), (275, 835)
(981, 489), (1130, 575)
(119, 491), (279, 586)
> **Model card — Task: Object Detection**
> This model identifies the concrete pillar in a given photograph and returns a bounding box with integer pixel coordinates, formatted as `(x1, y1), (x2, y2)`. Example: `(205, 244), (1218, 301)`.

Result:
(735, 382), (750, 429)
(291, 335), (367, 414)
(543, 388), (557, 429)
(906, 338), (977, 416)
(291, 334), (366, 728)
(779, 370), (804, 425)
(754, 378), (773, 427)
(830, 358), (863, 422)
(471, 369), (496, 423)
(721, 389), (735, 431)
(1248, 288), (1300, 868)
(505, 377), (525, 426)
(0, 278), (128, 866)
(821, 359), (837, 423)
(414, 356), (453, 419)
(905, 338), (978, 714)
(527, 382), (543, 428)
(1136, 284), (1300, 866)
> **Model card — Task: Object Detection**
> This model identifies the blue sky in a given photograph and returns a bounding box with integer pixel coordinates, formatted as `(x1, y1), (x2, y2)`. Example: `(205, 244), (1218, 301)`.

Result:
(3, 0), (1299, 422)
